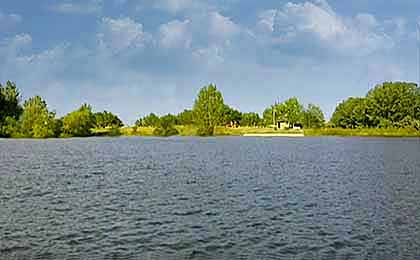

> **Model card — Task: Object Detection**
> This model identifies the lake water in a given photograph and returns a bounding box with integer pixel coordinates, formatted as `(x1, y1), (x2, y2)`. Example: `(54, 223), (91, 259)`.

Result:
(1, 137), (420, 259)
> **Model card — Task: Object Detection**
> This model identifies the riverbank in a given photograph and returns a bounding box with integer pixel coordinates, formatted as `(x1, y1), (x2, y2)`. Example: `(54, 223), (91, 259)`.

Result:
(304, 128), (420, 137)
(95, 126), (420, 138)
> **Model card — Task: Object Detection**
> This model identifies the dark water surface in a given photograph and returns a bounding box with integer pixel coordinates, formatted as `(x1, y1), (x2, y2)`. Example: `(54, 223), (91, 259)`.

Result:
(1, 137), (420, 259)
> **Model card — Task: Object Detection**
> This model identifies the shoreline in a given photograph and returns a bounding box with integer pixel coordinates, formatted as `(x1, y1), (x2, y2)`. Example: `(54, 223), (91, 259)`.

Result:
(2, 127), (420, 139)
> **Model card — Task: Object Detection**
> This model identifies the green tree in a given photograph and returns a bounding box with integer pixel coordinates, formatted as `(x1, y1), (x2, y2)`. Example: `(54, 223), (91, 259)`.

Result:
(263, 106), (274, 127)
(0, 81), (23, 136)
(62, 104), (95, 137)
(331, 97), (368, 128)
(222, 105), (242, 125)
(193, 84), (225, 136)
(277, 97), (304, 126)
(240, 112), (262, 127)
(153, 114), (179, 137)
(20, 96), (58, 138)
(94, 111), (123, 128)
(365, 82), (419, 127)
(136, 113), (160, 127)
(303, 104), (325, 128)
(177, 109), (194, 125)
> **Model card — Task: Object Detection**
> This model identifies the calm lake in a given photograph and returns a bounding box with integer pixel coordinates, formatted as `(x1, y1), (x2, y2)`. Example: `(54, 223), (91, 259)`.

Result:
(1, 137), (420, 259)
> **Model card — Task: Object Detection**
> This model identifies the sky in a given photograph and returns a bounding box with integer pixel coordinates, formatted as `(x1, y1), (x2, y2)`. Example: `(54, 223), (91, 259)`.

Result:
(0, 0), (419, 124)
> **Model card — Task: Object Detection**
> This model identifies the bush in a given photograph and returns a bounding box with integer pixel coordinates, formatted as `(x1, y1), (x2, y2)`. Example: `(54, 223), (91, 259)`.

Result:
(153, 126), (179, 137)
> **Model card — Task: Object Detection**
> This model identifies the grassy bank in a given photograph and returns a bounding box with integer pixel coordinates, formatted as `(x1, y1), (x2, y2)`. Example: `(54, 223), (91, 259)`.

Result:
(92, 126), (420, 138)
(97, 126), (303, 137)
(304, 128), (420, 137)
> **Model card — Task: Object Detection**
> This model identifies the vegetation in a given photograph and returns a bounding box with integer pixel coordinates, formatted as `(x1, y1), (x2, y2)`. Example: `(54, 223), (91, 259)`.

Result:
(0, 81), (23, 137)
(62, 104), (95, 137)
(0, 80), (419, 138)
(153, 114), (179, 137)
(331, 82), (420, 130)
(303, 104), (325, 129)
(94, 111), (123, 128)
(193, 84), (225, 136)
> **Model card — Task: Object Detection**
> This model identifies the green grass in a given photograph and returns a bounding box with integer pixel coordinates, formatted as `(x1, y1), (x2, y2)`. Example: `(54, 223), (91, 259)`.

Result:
(214, 126), (303, 136)
(92, 126), (420, 138)
(304, 128), (420, 137)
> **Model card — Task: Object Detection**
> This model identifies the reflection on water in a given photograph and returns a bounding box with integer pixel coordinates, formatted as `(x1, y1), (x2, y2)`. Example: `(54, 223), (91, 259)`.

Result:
(1, 137), (420, 259)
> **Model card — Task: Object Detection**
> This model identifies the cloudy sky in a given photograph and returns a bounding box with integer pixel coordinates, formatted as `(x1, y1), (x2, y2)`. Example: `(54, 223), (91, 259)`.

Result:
(0, 0), (419, 124)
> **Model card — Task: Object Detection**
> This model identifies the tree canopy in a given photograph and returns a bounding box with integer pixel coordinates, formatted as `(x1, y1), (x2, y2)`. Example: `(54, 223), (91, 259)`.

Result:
(94, 111), (123, 128)
(62, 104), (95, 137)
(153, 114), (179, 137)
(193, 84), (225, 136)
(0, 81), (23, 136)
(331, 82), (420, 129)
(303, 104), (325, 129)
(19, 96), (58, 138)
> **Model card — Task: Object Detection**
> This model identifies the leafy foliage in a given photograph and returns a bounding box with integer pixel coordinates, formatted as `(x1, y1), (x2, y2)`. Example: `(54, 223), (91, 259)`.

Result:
(222, 105), (242, 125)
(94, 111), (123, 128)
(277, 97), (304, 126)
(193, 84), (225, 136)
(136, 113), (160, 127)
(303, 104), (325, 129)
(263, 107), (274, 127)
(177, 109), (194, 125)
(0, 81), (23, 136)
(240, 112), (262, 127)
(331, 82), (420, 129)
(62, 104), (95, 137)
(153, 114), (179, 137)
(19, 96), (58, 138)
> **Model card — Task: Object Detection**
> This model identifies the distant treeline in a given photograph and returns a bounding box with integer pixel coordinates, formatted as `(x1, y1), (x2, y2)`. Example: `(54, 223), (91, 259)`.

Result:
(0, 81), (419, 138)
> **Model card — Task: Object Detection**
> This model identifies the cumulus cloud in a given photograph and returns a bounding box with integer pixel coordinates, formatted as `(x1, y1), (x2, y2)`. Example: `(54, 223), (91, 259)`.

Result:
(158, 19), (192, 49)
(97, 17), (148, 52)
(207, 12), (240, 45)
(257, 9), (277, 34)
(0, 11), (22, 30)
(49, 0), (103, 14)
(259, 0), (393, 56)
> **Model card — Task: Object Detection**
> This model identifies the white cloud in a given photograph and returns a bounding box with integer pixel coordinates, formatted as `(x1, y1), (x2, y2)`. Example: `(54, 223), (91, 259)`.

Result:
(49, 0), (103, 14)
(0, 11), (22, 30)
(158, 19), (192, 49)
(0, 34), (32, 59)
(260, 0), (393, 56)
(257, 9), (277, 34)
(97, 17), (148, 52)
(208, 12), (240, 44)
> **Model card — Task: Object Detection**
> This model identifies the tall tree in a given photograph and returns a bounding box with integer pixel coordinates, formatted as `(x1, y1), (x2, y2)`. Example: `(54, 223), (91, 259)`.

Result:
(303, 104), (325, 129)
(94, 111), (123, 128)
(20, 96), (58, 138)
(331, 97), (368, 128)
(278, 97), (304, 126)
(62, 104), (95, 137)
(366, 82), (419, 127)
(263, 106), (274, 127)
(193, 84), (225, 136)
(0, 81), (23, 136)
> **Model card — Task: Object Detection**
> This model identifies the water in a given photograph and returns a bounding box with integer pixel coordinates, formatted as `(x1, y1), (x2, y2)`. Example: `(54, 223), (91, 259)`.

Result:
(1, 137), (420, 260)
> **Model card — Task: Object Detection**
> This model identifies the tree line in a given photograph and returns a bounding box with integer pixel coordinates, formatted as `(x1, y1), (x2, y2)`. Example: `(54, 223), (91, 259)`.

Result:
(1, 81), (419, 138)
(331, 82), (420, 129)
(0, 81), (123, 138)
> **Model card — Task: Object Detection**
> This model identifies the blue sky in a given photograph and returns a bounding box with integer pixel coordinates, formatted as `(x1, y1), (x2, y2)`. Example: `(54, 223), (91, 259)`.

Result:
(0, 0), (419, 124)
